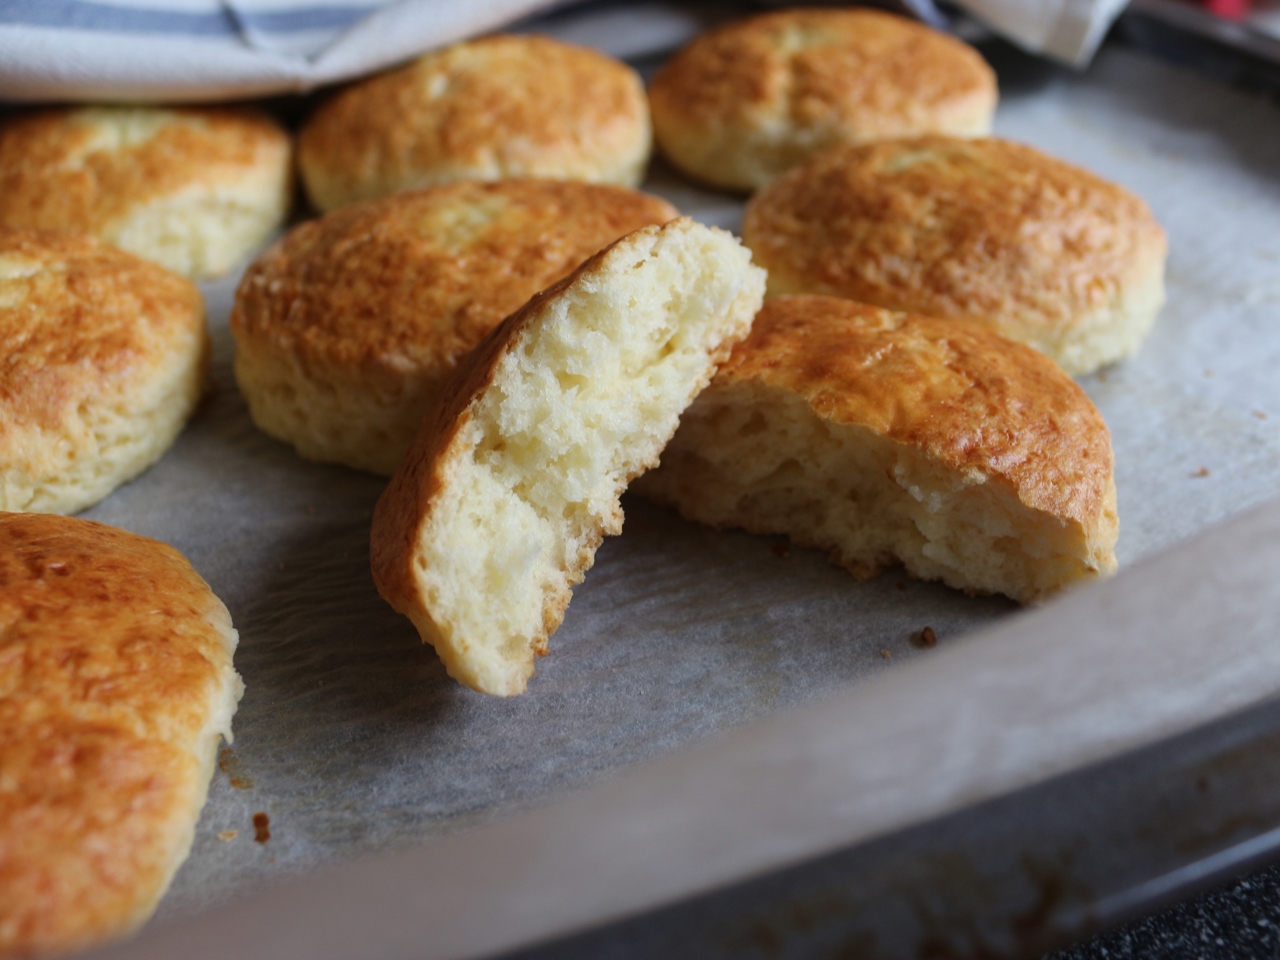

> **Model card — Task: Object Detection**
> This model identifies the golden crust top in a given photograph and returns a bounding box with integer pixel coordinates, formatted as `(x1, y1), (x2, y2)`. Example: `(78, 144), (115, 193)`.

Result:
(231, 180), (677, 380)
(298, 34), (651, 210)
(0, 106), (290, 238)
(720, 296), (1115, 527)
(649, 9), (995, 147)
(0, 512), (239, 955)
(0, 229), (205, 433)
(743, 137), (1167, 342)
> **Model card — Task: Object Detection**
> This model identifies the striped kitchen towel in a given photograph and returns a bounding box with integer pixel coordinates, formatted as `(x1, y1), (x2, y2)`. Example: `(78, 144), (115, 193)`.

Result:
(0, 0), (563, 101)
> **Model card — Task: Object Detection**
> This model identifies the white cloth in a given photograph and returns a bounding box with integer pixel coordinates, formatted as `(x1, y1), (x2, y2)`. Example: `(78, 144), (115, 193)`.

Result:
(958, 0), (1133, 65)
(0, 0), (1132, 104)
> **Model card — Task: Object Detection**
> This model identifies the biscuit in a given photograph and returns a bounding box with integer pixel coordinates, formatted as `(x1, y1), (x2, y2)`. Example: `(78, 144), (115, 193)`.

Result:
(370, 218), (765, 696)
(635, 296), (1118, 603)
(0, 512), (242, 956)
(0, 230), (208, 515)
(231, 180), (678, 475)
(649, 8), (996, 191)
(742, 136), (1167, 375)
(0, 105), (291, 280)
(298, 34), (652, 211)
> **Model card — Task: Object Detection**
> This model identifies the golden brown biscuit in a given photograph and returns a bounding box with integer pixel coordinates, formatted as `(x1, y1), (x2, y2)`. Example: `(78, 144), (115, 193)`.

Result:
(371, 218), (765, 696)
(231, 180), (678, 475)
(649, 8), (996, 191)
(0, 512), (242, 956)
(0, 106), (291, 280)
(298, 34), (652, 212)
(0, 230), (208, 515)
(635, 296), (1118, 602)
(742, 136), (1167, 375)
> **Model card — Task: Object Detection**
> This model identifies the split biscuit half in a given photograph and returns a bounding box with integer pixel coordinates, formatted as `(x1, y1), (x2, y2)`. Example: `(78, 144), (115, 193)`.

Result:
(635, 296), (1119, 603)
(0, 230), (208, 515)
(743, 136), (1167, 375)
(231, 180), (678, 474)
(649, 8), (996, 191)
(371, 218), (766, 696)
(298, 34), (652, 211)
(0, 105), (291, 279)
(0, 512), (242, 956)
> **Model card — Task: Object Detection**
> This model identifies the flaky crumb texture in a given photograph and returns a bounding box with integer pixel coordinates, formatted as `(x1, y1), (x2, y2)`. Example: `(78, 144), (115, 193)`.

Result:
(371, 219), (765, 695)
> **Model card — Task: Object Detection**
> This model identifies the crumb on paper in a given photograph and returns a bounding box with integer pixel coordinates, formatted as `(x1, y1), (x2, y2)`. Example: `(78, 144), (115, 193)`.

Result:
(218, 747), (254, 790)
(880, 649), (892, 659)
(253, 812), (271, 844)
(1193, 466), (1210, 477)
(217, 830), (238, 842)
(920, 626), (938, 648)
(770, 540), (791, 559)
(1205, 369), (1215, 378)
(1096, 371), (1108, 382)
(1253, 410), (1268, 420)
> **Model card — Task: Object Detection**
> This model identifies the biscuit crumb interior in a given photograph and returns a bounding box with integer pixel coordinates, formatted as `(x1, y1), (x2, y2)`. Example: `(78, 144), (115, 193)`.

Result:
(408, 224), (763, 694)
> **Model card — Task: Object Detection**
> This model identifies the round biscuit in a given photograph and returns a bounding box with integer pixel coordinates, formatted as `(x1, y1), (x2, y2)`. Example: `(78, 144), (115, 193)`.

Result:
(649, 8), (997, 191)
(0, 512), (241, 956)
(0, 106), (292, 280)
(0, 230), (209, 515)
(370, 218), (766, 695)
(297, 34), (653, 212)
(742, 136), (1167, 375)
(230, 179), (678, 474)
(636, 295), (1118, 602)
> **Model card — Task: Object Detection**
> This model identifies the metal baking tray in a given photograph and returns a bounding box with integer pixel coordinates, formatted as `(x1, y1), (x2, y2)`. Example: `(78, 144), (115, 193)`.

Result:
(77, 3), (1280, 957)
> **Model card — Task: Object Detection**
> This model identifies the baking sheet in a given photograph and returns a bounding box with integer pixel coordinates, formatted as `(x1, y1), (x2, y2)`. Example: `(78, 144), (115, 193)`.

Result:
(73, 6), (1280, 939)
(87, 494), (1280, 960)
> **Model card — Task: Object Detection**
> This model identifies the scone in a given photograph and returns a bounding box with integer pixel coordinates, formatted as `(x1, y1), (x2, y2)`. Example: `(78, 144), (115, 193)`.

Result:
(298, 34), (652, 211)
(742, 136), (1167, 376)
(371, 218), (765, 696)
(231, 180), (678, 474)
(0, 512), (243, 956)
(649, 8), (996, 191)
(635, 296), (1118, 603)
(0, 230), (208, 515)
(0, 106), (291, 280)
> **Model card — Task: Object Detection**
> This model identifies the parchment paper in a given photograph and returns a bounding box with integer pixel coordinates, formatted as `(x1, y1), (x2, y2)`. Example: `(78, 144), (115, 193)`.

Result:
(75, 16), (1280, 929)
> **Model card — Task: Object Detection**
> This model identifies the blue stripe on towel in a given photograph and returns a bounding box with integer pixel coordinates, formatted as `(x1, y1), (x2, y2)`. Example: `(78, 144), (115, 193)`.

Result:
(0, 0), (375, 36)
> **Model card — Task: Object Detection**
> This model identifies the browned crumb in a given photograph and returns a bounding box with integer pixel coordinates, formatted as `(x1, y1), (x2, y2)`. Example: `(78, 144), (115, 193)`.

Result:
(253, 812), (271, 844)
(1253, 410), (1268, 421)
(217, 830), (238, 842)
(920, 626), (938, 648)
(1205, 369), (1215, 378)
(1193, 466), (1210, 478)
(218, 747), (254, 790)
(880, 649), (892, 659)
(1096, 371), (1108, 382)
